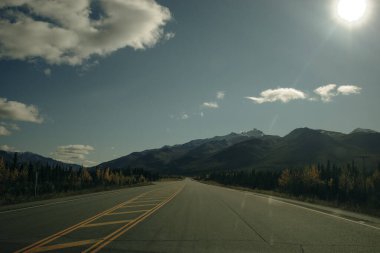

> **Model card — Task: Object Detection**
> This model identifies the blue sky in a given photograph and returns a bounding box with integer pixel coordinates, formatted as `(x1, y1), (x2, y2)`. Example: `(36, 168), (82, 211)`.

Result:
(0, 0), (379, 166)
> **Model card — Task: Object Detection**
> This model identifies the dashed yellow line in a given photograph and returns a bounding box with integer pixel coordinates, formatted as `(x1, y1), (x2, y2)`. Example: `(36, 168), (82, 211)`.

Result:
(81, 220), (131, 228)
(129, 200), (162, 204)
(138, 197), (167, 200)
(83, 185), (184, 253)
(122, 203), (158, 208)
(106, 210), (150, 215)
(29, 239), (98, 253)
(15, 190), (156, 253)
(15, 185), (184, 253)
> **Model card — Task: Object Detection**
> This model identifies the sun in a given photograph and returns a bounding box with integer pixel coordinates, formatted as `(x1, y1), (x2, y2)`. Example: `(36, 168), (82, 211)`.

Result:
(337, 0), (367, 22)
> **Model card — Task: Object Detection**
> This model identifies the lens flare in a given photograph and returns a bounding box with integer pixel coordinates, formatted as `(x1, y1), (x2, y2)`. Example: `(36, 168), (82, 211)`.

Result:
(337, 0), (367, 22)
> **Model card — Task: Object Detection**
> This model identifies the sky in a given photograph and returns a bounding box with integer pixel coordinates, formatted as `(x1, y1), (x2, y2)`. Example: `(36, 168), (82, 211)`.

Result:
(0, 0), (379, 166)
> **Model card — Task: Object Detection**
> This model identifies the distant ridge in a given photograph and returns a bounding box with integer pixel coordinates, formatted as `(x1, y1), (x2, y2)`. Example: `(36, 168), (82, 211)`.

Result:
(2, 127), (379, 174)
(96, 127), (380, 174)
(0, 150), (81, 169)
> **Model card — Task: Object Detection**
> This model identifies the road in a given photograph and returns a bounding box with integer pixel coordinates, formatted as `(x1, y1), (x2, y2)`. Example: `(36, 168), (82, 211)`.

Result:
(0, 178), (379, 252)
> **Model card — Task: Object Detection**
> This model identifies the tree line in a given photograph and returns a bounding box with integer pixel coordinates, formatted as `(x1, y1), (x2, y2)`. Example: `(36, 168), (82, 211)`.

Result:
(202, 161), (380, 211)
(0, 155), (159, 204)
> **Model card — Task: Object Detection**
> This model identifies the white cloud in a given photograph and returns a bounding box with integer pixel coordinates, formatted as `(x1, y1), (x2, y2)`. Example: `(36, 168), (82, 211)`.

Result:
(52, 144), (95, 166)
(0, 126), (11, 136)
(200, 112), (204, 117)
(0, 0), (172, 65)
(0, 122), (20, 136)
(246, 84), (361, 104)
(246, 88), (307, 104)
(170, 113), (189, 120)
(181, 113), (189, 120)
(337, 85), (362, 95)
(202, 102), (219, 108)
(44, 68), (51, 76)
(1, 122), (20, 131)
(314, 84), (337, 102)
(164, 32), (175, 41)
(313, 84), (361, 102)
(0, 97), (43, 123)
(0, 144), (18, 152)
(216, 91), (225, 100)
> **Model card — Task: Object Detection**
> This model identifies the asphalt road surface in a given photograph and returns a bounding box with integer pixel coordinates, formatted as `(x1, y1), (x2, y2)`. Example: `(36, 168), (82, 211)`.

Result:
(0, 178), (379, 252)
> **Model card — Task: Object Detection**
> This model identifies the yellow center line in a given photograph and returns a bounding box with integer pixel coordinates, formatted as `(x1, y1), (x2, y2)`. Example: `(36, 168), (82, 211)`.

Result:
(15, 189), (157, 253)
(83, 185), (185, 253)
(82, 220), (132, 228)
(14, 185), (183, 253)
(121, 203), (158, 208)
(28, 239), (98, 253)
(128, 200), (162, 204)
(106, 210), (151, 215)
(137, 197), (168, 200)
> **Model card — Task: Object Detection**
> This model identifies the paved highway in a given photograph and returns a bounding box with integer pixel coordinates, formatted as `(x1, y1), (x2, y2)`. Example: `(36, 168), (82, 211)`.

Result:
(0, 178), (379, 252)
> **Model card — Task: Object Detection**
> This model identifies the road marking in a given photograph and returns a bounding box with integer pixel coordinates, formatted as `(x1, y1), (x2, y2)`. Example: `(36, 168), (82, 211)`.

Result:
(83, 185), (184, 253)
(121, 203), (158, 208)
(29, 239), (98, 252)
(15, 189), (156, 253)
(129, 200), (162, 204)
(81, 220), (131, 228)
(222, 187), (380, 231)
(138, 197), (167, 200)
(246, 193), (380, 230)
(14, 185), (184, 253)
(143, 196), (173, 200)
(106, 210), (150, 215)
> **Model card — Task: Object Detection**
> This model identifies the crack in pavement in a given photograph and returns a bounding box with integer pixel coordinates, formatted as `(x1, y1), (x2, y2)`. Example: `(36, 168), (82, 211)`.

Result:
(218, 198), (269, 244)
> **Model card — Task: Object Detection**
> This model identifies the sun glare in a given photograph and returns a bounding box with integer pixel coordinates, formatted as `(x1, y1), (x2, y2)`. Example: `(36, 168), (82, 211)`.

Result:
(337, 0), (367, 22)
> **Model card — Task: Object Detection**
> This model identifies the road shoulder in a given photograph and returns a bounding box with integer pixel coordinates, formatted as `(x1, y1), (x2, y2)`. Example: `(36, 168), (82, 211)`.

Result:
(198, 180), (380, 229)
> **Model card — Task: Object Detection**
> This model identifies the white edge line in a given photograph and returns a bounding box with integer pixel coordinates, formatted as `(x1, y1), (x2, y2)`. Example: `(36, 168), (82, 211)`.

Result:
(217, 185), (380, 231)
(250, 193), (380, 230)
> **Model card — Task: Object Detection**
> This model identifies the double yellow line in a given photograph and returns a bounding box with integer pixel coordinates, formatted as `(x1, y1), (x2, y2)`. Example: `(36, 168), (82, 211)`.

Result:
(15, 185), (184, 253)
(84, 186), (183, 252)
(15, 189), (156, 253)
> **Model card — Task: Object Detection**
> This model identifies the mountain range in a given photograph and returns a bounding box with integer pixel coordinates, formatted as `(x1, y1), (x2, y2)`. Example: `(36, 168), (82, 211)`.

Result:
(1, 127), (379, 174)
(0, 150), (80, 169)
(97, 127), (380, 174)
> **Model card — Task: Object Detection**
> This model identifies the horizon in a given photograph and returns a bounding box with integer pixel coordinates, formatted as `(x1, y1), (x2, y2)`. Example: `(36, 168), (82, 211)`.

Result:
(1, 125), (378, 167)
(1, 0), (380, 166)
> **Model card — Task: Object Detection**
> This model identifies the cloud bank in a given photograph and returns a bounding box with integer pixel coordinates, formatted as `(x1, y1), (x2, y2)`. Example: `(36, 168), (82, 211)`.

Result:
(0, 0), (173, 65)
(246, 88), (307, 104)
(0, 98), (43, 123)
(52, 144), (95, 166)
